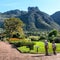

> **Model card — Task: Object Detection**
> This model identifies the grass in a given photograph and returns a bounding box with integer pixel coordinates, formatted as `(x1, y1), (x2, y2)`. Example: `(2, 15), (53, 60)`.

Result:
(56, 43), (60, 53)
(8, 38), (60, 54)
(33, 41), (45, 54)
(18, 46), (30, 53)
(18, 41), (60, 54)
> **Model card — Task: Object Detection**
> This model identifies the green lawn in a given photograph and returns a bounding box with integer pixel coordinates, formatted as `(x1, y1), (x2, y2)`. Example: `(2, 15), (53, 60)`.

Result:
(18, 41), (60, 54)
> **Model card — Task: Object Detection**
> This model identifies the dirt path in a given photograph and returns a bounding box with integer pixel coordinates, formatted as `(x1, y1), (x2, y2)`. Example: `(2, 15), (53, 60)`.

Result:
(0, 41), (60, 60)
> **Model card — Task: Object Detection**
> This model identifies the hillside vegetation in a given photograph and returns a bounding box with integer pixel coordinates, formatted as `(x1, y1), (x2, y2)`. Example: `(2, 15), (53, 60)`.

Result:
(0, 7), (60, 31)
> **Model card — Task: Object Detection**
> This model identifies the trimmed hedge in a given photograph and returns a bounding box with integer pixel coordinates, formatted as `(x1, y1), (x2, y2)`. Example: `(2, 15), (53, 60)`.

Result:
(14, 41), (35, 50)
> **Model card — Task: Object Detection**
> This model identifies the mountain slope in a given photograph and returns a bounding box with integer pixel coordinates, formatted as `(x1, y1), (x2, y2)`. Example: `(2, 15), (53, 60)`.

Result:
(0, 7), (60, 31)
(51, 11), (60, 25)
(18, 7), (60, 31)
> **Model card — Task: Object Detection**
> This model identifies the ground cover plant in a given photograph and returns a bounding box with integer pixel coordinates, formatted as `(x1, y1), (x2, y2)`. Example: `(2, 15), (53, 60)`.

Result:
(17, 41), (60, 54)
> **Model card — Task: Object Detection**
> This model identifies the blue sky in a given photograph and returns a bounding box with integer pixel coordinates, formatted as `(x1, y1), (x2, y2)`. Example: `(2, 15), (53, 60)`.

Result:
(0, 0), (60, 15)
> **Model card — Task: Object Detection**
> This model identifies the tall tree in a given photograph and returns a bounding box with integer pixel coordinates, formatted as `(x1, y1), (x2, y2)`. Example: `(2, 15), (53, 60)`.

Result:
(4, 18), (24, 38)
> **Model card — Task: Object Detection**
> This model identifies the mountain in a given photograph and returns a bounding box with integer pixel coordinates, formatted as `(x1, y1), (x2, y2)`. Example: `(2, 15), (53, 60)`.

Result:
(51, 11), (60, 25)
(0, 7), (60, 31)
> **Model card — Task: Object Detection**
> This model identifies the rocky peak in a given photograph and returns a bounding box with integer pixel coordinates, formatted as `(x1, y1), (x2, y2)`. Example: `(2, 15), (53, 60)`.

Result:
(28, 7), (40, 12)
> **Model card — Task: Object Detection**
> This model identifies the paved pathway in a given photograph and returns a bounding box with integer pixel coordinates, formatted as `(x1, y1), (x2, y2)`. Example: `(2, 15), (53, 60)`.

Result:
(0, 41), (60, 60)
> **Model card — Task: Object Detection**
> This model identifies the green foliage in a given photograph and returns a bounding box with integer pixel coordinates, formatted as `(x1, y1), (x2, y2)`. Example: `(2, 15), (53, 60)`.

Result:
(48, 30), (58, 42)
(12, 33), (20, 38)
(54, 37), (60, 43)
(17, 41), (60, 54)
(48, 30), (57, 37)
(9, 40), (20, 44)
(29, 36), (39, 41)
(39, 36), (46, 40)
(31, 38), (39, 41)
(14, 41), (35, 50)
(0, 7), (60, 31)
(4, 18), (24, 38)
(18, 46), (30, 53)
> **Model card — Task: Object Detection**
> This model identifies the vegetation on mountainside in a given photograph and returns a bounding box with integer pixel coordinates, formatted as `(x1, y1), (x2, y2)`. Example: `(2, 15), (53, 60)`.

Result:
(0, 7), (60, 31)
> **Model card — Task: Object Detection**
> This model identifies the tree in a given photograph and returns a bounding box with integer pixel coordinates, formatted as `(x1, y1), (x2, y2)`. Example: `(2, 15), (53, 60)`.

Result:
(48, 30), (58, 42)
(48, 30), (57, 37)
(4, 18), (24, 38)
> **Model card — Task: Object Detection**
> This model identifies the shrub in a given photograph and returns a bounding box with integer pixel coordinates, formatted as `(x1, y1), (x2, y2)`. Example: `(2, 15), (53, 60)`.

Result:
(14, 41), (35, 50)
(48, 30), (57, 37)
(26, 42), (35, 50)
(8, 38), (21, 44)
(48, 35), (56, 43)
(54, 37), (60, 43)
(48, 36), (54, 42)
(9, 38), (20, 41)
(23, 38), (31, 42)
(14, 42), (21, 47)
(39, 36), (46, 40)
(29, 36), (39, 41)
(31, 38), (39, 41)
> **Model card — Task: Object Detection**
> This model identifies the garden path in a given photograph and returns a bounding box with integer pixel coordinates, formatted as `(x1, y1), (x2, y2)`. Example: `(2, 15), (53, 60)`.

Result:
(0, 41), (60, 60)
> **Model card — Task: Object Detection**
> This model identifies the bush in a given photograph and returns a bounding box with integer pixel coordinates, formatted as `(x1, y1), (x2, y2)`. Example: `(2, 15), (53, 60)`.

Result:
(48, 30), (57, 37)
(8, 38), (22, 44)
(9, 38), (20, 41)
(14, 41), (35, 50)
(26, 42), (35, 50)
(31, 38), (39, 41)
(39, 36), (46, 40)
(48, 37), (53, 42)
(54, 37), (60, 43)
(29, 36), (39, 41)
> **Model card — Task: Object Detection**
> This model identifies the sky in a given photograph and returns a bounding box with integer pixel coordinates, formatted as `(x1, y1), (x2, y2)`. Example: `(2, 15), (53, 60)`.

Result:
(0, 0), (60, 15)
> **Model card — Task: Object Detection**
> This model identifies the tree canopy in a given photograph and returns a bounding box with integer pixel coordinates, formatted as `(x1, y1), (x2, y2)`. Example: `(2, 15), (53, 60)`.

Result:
(48, 30), (57, 37)
(4, 18), (24, 38)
